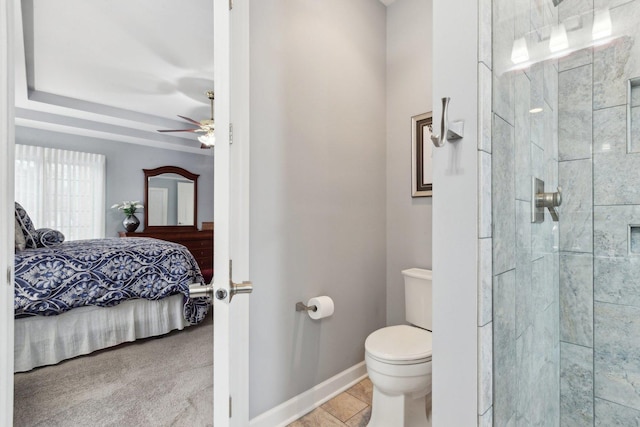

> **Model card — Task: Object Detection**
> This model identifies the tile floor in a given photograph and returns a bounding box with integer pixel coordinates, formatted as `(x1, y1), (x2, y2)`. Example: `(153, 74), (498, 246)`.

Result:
(287, 377), (374, 427)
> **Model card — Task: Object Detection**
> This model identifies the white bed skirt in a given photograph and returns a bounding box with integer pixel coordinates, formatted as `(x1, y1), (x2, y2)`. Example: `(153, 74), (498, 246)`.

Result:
(14, 295), (189, 372)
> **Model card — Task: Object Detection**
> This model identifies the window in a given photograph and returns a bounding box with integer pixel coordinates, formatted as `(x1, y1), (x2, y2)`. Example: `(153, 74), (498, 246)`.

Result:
(15, 144), (106, 240)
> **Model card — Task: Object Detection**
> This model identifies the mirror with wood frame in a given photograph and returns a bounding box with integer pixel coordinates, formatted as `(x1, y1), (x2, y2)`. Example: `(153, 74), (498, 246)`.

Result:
(143, 166), (199, 232)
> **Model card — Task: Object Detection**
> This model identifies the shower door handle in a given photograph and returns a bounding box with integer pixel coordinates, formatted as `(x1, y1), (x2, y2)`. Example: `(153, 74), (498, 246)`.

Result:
(431, 97), (464, 147)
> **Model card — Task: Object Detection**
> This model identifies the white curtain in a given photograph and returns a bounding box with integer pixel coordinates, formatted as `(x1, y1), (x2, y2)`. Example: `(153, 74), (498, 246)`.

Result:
(15, 144), (106, 240)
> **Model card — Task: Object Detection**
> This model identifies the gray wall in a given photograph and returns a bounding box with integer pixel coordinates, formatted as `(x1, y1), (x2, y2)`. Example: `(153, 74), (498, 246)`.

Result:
(15, 126), (214, 236)
(249, 0), (387, 418)
(385, 0), (432, 326)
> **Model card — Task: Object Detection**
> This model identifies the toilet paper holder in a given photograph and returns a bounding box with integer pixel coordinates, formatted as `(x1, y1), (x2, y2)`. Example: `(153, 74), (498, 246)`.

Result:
(295, 302), (317, 312)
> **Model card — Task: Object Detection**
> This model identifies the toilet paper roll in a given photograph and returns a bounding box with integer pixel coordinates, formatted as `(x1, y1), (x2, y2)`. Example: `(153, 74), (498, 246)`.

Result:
(307, 296), (334, 320)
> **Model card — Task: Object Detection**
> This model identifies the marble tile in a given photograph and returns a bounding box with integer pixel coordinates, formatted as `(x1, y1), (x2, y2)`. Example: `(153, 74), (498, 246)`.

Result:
(593, 2), (640, 110)
(479, 151), (492, 239)
(493, 0), (516, 82)
(345, 378), (373, 405)
(561, 342), (594, 427)
(560, 253), (594, 347)
(516, 325), (534, 426)
(594, 205), (640, 257)
(532, 256), (548, 312)
(344, 407), (370, 427)
(493, 269), (517, 426)
(595, 0), (635, 9)
(478, 406), (493, 427)
(559, 65), (593, 161)
(479, 238), (493, 326)
(559, 159), (593, 253)
(479, 323), (493, 415)
(479, 63), (492, 154)
(516, 201), (533, 336)
(530, 64), (545, 149)
(515, 72), (532, 202)
(594, 151), (640, 205)
(320, 392), (368, 423)
(514, 0), (530, 39)
(593, 257), (640, 307)
(593, 106), (626, 155)
(559, 47), (594, 73)
(479, 0), (492, 69)
(559, 0), (594, 20)
(531, 303), (561, 426)
(595, 397), (640, 426)
(531, 0), (546, 31)
(492, 115), (516, 275)
(494, 73), (515, 127)
(544, 59), (559, 112)
(631, 105), (640, 152)
(287, 407), (344, 427)
(595, 302), (640, 410)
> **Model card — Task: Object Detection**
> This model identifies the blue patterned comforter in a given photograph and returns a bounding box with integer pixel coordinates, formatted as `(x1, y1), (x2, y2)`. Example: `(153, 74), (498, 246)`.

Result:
(14, 237), (210, 324)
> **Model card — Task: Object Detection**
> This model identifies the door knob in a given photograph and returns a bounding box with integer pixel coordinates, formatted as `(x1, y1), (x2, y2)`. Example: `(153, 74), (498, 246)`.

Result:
(188, 281), (252, 302)
(230, 280), (253, 301)
(188, 282), (214, 299)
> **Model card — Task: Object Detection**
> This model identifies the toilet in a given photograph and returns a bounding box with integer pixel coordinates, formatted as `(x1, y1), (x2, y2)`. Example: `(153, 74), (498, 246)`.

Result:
(365, 268), (432, 427)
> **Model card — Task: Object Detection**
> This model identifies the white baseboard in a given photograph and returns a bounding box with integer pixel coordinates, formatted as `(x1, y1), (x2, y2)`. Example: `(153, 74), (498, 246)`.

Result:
(249, 361), (368, 427)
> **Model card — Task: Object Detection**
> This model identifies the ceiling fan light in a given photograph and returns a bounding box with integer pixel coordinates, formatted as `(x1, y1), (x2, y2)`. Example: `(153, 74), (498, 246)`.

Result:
(198, 132), (216, 147)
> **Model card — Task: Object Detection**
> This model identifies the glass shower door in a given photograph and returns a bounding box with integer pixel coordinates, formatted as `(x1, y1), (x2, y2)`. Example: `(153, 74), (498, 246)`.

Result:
(491, 0), (640, 425)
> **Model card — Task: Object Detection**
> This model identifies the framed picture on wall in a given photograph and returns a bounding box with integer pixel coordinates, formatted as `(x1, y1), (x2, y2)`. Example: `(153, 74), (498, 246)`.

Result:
(411, 112), (433, 197)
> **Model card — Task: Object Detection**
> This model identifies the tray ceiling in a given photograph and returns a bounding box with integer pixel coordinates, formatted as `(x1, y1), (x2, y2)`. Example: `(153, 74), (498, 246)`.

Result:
(15, 0), (215, 153)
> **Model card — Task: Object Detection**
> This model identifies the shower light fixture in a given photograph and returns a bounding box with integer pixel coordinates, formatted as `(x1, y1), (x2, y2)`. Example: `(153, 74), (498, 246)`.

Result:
(511, 37), (530, 64)
(549, 23), (569, 53)
(592, 8), (612, 40)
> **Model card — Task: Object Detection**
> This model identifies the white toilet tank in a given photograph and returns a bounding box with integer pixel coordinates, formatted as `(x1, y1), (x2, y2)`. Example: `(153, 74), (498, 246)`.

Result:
(402, 268), (432, 330)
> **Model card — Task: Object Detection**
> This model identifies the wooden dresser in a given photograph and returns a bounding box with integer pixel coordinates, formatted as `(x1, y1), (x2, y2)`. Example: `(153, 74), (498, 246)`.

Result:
(119, 229), (213, 272)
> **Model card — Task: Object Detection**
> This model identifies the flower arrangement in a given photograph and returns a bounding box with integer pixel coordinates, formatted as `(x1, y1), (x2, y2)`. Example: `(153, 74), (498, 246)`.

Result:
(111, 201), (144, 216)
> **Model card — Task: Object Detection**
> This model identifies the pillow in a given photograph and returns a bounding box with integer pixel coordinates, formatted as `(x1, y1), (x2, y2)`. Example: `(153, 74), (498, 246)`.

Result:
(35, 228), (65, 248)
(14, 202), (38, 249)
(14, 217), (26, 251)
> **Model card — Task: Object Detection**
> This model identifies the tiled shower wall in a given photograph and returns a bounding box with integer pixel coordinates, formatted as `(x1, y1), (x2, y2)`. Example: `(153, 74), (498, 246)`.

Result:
(483, 0), (562, 425)
(559, 0), (640, 424)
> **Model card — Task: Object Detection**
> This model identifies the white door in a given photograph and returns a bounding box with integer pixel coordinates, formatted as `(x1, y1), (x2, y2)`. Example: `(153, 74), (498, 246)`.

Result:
(148, 187), (169, 226)
(0, 1), (15, 425)
(214, 0), (251, 426)
(0, 1), (251, 426)
(177, 182), (194, 225)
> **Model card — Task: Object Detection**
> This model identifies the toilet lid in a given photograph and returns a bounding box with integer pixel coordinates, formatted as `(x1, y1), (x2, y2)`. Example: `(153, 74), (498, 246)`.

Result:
(365, 325), (432, 362)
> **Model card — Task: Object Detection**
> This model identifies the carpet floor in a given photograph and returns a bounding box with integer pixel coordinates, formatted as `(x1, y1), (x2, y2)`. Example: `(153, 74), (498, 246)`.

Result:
(14, 311), (213, 427)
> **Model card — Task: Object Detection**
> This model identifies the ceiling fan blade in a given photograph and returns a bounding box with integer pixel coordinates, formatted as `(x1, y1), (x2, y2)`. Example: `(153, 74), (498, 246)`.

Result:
(177, 115), (204, 126)
(157, 128), (199, 133)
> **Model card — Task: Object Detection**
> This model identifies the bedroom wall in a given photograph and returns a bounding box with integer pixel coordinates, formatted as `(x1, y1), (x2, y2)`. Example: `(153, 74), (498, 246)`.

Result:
(385, 0), (433, 326)
(14, 126), (214, 236)
(249, 0), (387, 418)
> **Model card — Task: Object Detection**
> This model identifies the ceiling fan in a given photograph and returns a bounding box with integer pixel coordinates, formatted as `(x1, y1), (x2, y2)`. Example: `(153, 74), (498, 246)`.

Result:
(157, 90), (215, 149)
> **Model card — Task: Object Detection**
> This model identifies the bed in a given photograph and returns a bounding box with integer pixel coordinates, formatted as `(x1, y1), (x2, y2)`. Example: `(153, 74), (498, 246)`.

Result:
(14, 237), (211, 372)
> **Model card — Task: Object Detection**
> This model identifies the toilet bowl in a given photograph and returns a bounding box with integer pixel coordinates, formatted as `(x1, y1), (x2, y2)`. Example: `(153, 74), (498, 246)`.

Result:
(365, 325), (432, 427)
(364, 268), (433, 427)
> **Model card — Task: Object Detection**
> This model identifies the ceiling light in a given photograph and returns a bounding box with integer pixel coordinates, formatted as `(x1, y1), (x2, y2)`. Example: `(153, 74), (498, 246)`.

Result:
(593, 9), (612, 40)
(511, 37), (530, 64)
(549, 23), (569, 53)
(529, 107), (543, 114)
(198, 132), (216, 148)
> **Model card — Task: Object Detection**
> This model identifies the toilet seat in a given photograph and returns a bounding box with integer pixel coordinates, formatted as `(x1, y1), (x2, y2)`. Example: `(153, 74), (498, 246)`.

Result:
(365, 325), (432, 365)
